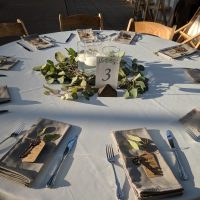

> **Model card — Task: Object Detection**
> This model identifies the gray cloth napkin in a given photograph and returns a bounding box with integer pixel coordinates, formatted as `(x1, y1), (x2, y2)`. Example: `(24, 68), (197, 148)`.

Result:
(0, 118), (71, 187)
(0, 86), (11, 103)
(180, 108), (200, 138)
(113, 128), (183, 200)
(0, 56), (18, 70)
(185, 68), (200, 83)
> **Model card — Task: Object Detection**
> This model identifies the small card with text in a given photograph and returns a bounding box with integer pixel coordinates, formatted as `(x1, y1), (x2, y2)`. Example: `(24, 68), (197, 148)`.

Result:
(96, 56), (120, 89)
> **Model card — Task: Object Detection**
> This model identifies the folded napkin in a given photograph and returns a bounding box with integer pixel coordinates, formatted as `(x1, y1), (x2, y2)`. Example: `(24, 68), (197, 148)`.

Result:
(0, 118), (71, 187)
(0, 56), (18, 70)
(180, 108), (200, 139)
(185, 68), (200, 83)
(0, 86), (11, 103)
(113, 128), (183, 200)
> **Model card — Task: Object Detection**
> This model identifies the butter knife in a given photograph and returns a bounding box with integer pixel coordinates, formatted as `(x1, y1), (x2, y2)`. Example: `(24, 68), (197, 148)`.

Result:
(166, 130), (188, 181)
(65, 33), (75, 43)
(47, 135), (78, 187)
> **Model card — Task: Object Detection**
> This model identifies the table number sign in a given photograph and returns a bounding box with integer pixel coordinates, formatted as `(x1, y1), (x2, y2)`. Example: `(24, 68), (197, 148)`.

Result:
(95, 56), (120, 89)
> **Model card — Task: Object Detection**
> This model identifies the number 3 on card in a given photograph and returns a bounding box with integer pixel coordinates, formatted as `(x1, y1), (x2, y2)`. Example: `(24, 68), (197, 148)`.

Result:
(96, 56), (120, 89)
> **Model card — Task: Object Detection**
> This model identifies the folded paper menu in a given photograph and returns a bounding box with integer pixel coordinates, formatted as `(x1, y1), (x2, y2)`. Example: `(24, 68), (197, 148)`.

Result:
(77, 29), (96, 42)
(113, 31), (136, 44)
(0, 118), (71, 187)
(180, 108), (200, 140)
(21, 34), (54, 50)
(112, 128), (183, 200)
(0, 85), (11, 103)
(0, 56), (19, 70)
(156, 44), (197, 60)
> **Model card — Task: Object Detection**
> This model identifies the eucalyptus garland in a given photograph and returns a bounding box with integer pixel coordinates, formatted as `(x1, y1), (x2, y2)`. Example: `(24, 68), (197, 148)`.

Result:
(33, 48), (148, 100)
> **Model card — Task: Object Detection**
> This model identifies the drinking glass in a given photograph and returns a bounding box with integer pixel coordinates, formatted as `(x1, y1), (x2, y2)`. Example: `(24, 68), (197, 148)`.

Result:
(102, 46), (120, 57)
(77, 41), (85, 72)
(84, 41), (102, 75)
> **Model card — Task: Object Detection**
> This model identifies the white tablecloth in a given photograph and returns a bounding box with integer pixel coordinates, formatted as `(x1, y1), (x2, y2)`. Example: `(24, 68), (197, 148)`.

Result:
(0, 31), (200, 200)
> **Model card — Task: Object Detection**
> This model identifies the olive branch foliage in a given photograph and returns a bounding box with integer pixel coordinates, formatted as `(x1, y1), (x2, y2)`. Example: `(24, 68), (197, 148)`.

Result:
(33, 48), (148, 100)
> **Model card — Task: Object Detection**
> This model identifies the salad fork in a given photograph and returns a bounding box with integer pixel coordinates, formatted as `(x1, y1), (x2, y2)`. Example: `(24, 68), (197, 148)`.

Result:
(106, 144), (124, 200)
(186, 128), (200, 142)
(0, 123), (25, 145)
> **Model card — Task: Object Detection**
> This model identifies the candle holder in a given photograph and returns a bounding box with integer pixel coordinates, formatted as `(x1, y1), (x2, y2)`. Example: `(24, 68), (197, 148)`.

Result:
(84, 41), (102, 75)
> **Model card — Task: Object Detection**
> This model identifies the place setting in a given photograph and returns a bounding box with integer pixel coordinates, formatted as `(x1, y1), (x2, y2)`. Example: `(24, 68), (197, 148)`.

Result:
(0, 118), (78, 188)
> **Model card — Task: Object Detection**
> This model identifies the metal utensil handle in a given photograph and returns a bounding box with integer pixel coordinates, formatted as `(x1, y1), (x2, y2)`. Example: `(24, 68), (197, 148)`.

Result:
(174, 150), (188, 181)
(111, 164), (124, 200)
(0, 136), (10, 145)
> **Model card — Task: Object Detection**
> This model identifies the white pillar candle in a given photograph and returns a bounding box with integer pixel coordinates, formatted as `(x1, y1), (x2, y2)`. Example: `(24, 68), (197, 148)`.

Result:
(77, 53), (85, 71)
(84, 55), (97, 68)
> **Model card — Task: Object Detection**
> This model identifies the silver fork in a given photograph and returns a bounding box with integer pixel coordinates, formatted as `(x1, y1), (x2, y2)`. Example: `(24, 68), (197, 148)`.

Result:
(186, 128), (200, 142)
(0, 123), (25, 145)
(106, 144), (124, 200)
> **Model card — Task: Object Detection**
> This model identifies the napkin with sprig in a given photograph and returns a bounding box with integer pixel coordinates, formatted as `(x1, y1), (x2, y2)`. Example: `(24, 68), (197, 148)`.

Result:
(112, 128), (183, 200)
(0, 118), (71, 187)
(180, 108), (200, 139)
(0, 86), (11, 103)
(0, 56), (18, 70)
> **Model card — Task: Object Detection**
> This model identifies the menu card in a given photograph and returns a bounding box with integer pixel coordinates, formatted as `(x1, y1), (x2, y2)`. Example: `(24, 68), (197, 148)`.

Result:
(156, 44), (197, 59)
(21, 34), (54, 50)
(112, 128), (183, 200)
(113, 31), (136, 44)
(0, 56), (18, 70)
(0, 118), (71, 187)
(77, 29), (96, 42)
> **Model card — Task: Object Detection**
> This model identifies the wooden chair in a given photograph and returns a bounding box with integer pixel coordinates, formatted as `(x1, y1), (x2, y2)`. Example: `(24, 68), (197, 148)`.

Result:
(0, 19), (28, 38)
(174, 7), (200, 49)
(127, 18), (176, 40)
(59, 13), (103, 31)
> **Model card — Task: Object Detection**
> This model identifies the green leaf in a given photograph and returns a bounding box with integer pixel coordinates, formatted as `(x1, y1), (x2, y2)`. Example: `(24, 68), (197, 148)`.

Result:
(124, 90), (130, 99)
(33, 66), (42, 71)
(43, 133), (61, 142)
(118, 51), (125, 58)
(129, 88), (138, 98)
(57, 76), (65, 84)
(47, 60), (54, 66)
(47, 77), (55, 84)
(44, 90), (50, 95)
(136, 81), (146, 91)
(80, 79), (87, 87)
(133, 73), (141, 81)
(37, 127), (47, 137)
(55, 52), (66, 63)
(126, 134), (142, 142)
(127, 140), (140, 150)
(58, 71), (66, 76)
(43, 85), (59, 95)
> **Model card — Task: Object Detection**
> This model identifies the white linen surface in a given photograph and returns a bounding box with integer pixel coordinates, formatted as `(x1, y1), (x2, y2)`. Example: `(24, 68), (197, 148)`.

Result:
(0, 31), (200, 200)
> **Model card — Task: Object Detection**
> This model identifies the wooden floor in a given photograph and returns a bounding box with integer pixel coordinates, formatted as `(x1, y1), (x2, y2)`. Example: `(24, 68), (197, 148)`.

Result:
(0, 0), (134, 36)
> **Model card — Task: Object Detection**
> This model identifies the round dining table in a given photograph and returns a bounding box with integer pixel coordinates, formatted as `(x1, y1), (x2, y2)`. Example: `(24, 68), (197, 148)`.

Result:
(0, 30), (200, 200)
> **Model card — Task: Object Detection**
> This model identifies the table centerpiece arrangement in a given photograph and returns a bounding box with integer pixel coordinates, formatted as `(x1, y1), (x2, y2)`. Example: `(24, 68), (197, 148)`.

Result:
(33, 48), (149, 100)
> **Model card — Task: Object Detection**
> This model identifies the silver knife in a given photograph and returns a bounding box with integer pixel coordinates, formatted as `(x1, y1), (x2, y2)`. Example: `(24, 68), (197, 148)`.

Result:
(47, 135), (78, 187)
(166, 130), (188, 181)
(65, 33), (75, 43)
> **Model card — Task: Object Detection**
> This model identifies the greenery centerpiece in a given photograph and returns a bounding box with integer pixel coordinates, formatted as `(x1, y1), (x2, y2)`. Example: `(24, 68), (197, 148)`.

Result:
(33, 48), (148, 100)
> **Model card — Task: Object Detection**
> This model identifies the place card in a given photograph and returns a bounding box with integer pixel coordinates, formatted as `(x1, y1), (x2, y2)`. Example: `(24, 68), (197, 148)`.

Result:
(95, 56), (120, 89)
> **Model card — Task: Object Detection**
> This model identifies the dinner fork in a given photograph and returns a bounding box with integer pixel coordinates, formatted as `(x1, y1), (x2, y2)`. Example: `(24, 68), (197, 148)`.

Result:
(186, 128), (200, 142)
(106, 144), (124, 200)
(0, 123), (25, 145)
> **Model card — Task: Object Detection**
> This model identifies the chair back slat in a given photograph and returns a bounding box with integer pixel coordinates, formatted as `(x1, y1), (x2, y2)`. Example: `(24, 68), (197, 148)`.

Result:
(59, 13), (103, 31)
(0, 19), (28, 38)
(127, 18), (176, 40)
